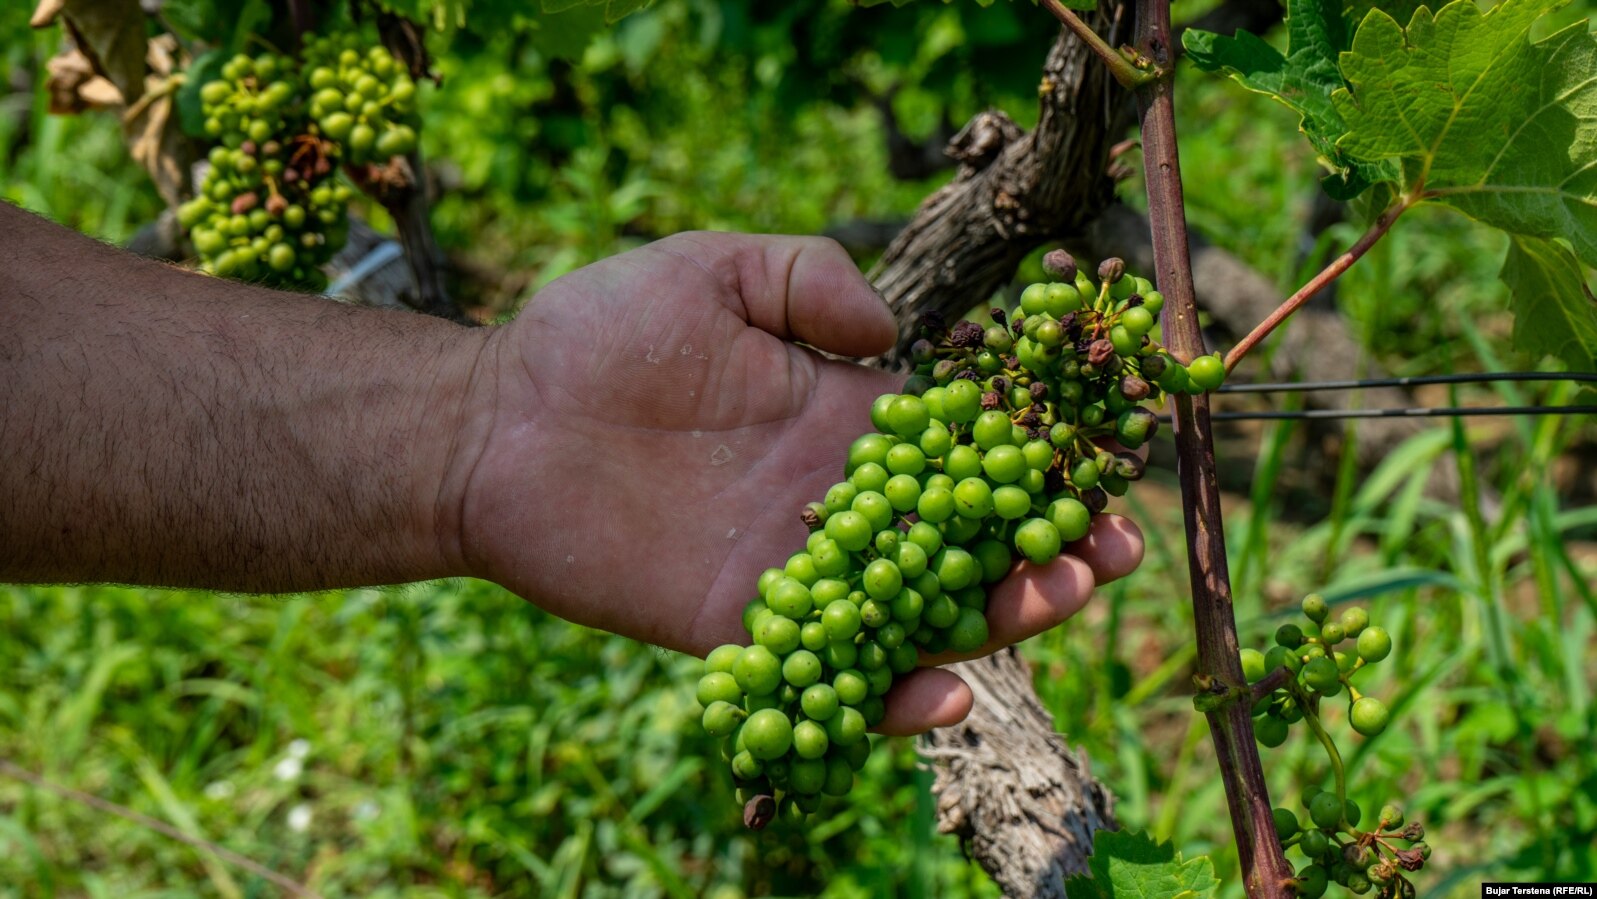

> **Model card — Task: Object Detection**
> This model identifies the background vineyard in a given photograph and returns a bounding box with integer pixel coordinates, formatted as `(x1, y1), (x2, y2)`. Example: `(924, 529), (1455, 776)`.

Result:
(2, 1), (1596, 896)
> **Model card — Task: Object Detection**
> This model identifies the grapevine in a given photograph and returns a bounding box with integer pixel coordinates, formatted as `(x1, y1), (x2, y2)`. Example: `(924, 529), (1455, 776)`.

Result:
(175, 36), (420, 290)
(1243, 595), (1427, 897)
(694, 251), (1226, 825)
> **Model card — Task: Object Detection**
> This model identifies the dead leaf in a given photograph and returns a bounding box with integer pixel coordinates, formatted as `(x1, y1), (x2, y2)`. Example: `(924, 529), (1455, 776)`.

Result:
(45, 48), (123, 113)
(30, 0), (67, 28)
(125, 76), (193, 207)
(146, 32), (176, 77)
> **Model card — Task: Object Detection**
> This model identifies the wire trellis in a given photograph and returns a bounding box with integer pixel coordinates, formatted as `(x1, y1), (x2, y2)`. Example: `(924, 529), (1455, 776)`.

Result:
(1157, 371), (1597, 422)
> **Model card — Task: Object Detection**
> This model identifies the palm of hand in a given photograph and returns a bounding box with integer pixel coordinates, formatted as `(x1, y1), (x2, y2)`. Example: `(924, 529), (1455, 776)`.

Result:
(460, 234), (898, 654)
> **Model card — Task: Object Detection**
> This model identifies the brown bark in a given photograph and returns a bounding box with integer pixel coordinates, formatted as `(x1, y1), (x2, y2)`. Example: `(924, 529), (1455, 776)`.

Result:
(866, 6), (1127, 367)
(920, 649), (1114, 894)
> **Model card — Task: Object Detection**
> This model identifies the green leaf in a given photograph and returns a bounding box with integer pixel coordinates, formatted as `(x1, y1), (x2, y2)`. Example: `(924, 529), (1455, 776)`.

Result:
(524, 5), (611, 59)
(1342, 0), (1425, 32)
(1333, 0), (1597, 267)
(1064, 829), (1219, 898)
(1182, 0), (1397, 200)
(1501, 236), (1597, 372)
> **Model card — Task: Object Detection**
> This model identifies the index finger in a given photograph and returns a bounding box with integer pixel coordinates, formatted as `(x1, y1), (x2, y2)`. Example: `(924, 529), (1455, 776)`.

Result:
(643, 231), (897, 357)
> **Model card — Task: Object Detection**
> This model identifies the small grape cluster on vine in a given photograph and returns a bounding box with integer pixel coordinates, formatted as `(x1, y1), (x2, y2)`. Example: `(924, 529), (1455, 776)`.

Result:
(1242, 595), (1428, 897)
(177, 34), (420, 289)
(693, 252), (1226, 826)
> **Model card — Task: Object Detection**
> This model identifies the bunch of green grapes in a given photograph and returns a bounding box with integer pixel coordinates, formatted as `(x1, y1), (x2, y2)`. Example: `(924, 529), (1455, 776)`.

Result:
(693, 254), (1227, 826)
(1242, 596), (1428, 897)
(186, 50), (344, 289)
(179, 138), (348, 289)
(199, 52), (297, 148)
(179, 38), (419, 289)
(301, 33), (419, 166)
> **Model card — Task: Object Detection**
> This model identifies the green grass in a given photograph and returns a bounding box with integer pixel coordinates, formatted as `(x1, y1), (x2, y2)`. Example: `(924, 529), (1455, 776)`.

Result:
(3, 5), (1596, 897)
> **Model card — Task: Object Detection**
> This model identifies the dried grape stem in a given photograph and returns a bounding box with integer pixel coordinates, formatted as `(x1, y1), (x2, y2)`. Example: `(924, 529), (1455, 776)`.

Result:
(1127, 0), (1293, 895)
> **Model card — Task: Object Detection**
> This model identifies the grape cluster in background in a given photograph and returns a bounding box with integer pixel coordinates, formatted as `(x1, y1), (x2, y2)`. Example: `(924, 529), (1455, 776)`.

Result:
(176, 34), (419, 290)
(1244, 596), (1428, 897)
(692, 252), (1227, 826)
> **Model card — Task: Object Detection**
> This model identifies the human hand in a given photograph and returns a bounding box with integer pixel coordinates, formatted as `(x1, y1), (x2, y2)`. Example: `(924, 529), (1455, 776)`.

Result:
(446, 233), (1144, 733)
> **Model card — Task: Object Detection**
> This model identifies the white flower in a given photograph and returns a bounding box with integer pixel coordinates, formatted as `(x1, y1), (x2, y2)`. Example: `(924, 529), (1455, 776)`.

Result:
(287, 739), (311, 760)
(353, 800), (380, 822)
(273, 756), (304, 782)
(287, 803), (313, 833)
(203, 781), (236, 800)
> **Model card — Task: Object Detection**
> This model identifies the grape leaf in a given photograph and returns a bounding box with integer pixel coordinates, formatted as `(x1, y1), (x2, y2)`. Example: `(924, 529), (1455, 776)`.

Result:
(1342, 0), (1425, 31)
(1502, 236), (1597, 372)
(1182, 0), (1396, 199)
(604, 0), (653, 23)
(1063, 829), (1219, 898)
(524, 5), (611, 59)
(1333, 0), (1597, 268)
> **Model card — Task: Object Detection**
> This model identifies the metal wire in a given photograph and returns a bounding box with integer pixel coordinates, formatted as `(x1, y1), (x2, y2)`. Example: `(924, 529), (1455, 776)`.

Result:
(1142, 370), (1597, 421)
(1217, 371), (1597, 394)
(1204, 405), (1597, 422)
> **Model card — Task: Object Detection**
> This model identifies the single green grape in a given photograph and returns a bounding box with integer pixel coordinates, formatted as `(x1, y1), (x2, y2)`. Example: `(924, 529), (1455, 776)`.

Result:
(834, 670), (868, 706)
(1356, 626), (1392, 663)
(1297, 864), (1329, 899)
(1045, 497), (1092, 542)
(1377, 803), (1404, 829)
(1301, 593), (1328, 623)
(1308, 791), (1343, 830)
(801, 684), (839, 721)
(697, 671), (742, 707)
(982, 445), (1027, 483)
(1255, 715), (1289, 747)
(1302, 656), (1341, 695)
(733, 645), (783, 696)
(885, 395), (930, 436)
(792, 720), (830, 759)
(1350, 697), (1389, 736)
(742, 708), (794, 760)
(1272, 807), (1300, 840)
(948, 607), (989, 653)
(952, 478), (995, 519)
(1338, 606), (1369, 637)
(1014, 518), (1062, 565)
(1240, 648), (1267, 683)
(701, 701), (743, 737)
(1120, 305), (1154, 337)
(862, 558), (904, 600)
(706, 644), (742, 674)
(1187, 353), (1226, 391)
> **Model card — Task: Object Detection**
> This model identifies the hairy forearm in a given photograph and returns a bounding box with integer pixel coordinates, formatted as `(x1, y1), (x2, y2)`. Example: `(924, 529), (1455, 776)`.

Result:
(0, 202), (486, 591)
